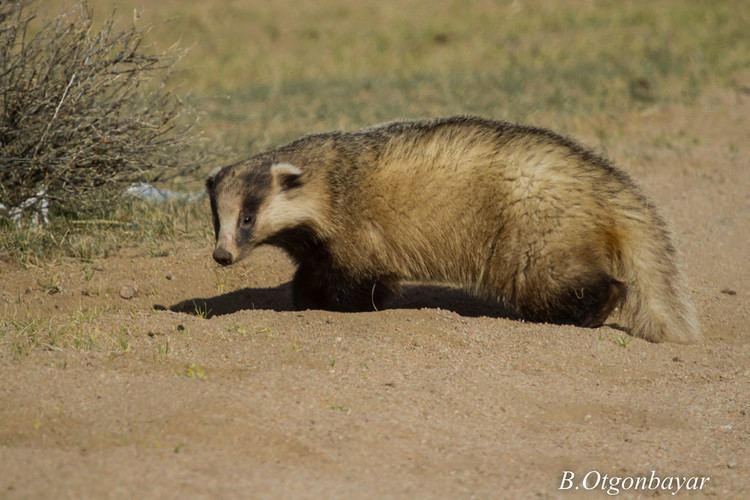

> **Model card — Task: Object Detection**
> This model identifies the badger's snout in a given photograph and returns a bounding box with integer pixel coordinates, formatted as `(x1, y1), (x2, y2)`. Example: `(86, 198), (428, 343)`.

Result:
(212, 247), (234, 266)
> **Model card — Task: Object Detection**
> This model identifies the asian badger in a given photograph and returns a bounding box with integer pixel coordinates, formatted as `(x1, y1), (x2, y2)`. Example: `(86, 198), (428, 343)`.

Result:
(206, 116), (701, 343)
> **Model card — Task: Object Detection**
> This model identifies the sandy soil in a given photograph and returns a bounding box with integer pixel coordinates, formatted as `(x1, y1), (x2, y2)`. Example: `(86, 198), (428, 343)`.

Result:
(1, 89), (748, 498)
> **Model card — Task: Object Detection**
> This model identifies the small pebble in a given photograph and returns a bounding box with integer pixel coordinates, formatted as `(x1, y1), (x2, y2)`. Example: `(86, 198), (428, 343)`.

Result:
(119, 285), (138, 300)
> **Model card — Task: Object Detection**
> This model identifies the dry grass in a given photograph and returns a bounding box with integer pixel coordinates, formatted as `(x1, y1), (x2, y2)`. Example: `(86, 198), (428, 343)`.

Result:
(0, 199), (211, 264)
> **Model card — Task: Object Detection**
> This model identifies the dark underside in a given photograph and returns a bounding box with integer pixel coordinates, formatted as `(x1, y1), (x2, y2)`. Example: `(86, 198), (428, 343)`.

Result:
(263, 225), (626, 327)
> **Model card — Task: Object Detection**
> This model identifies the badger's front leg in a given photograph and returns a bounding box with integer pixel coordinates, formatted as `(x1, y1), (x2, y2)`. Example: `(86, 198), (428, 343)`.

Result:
(292, 263), (391, 312)
(291, 264), (327, 310)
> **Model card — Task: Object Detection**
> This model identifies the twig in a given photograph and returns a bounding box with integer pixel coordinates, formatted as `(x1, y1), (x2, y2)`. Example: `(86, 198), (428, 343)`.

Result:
(33, 71), (76, 158)
(70, 219), (128, 225)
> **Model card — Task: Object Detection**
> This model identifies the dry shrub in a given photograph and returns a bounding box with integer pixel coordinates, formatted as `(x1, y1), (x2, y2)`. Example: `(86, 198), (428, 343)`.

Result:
(0, 0), (204, 219)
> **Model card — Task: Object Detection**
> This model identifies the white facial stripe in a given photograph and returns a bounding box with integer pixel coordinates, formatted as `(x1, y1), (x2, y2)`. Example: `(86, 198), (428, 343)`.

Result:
(215, 187), (241, 257)
(254, 186), (326, 242)
(217, 225), (236, 249)
(264, 196), (317, 227)
(270, 162), (303, 180)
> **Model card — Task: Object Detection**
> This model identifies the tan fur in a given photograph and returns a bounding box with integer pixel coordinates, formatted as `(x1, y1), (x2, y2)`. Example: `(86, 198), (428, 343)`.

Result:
(214, 173), (242, 259)
(208, 116), (701, 343)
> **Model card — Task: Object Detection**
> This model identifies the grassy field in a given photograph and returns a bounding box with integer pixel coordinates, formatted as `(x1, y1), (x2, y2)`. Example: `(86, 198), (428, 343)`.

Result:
(75, 0), (750, 149)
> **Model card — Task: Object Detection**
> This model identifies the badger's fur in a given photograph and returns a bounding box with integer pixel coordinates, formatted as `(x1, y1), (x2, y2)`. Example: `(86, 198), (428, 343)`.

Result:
(206, 116), (701, 343)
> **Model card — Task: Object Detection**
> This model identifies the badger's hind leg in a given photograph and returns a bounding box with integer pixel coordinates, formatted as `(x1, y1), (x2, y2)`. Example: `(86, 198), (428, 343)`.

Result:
(527, 273), (626, 328)
(292, 264), (393, 312)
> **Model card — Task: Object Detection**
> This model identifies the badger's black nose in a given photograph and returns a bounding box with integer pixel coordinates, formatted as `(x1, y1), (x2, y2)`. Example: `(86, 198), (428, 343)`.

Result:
(213, 247), (234, 266)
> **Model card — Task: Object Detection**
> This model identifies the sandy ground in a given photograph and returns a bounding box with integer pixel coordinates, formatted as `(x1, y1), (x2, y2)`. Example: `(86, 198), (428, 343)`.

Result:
(1, 89), (748, 498)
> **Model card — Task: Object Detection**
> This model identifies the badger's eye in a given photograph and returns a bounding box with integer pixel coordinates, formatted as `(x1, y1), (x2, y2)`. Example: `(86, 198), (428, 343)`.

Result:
(241, 215), (253, 226)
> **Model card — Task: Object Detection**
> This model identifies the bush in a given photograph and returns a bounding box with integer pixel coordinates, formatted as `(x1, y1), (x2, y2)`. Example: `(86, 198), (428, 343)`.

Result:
(0, 0), (203, 220)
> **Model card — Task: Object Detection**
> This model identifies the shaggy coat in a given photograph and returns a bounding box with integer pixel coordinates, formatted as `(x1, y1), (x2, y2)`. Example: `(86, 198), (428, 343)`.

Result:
(207, 117), (701, 343)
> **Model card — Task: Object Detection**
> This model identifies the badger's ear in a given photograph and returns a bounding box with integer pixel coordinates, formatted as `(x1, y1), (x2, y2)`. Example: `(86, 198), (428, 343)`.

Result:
(271, 162), (304, 191)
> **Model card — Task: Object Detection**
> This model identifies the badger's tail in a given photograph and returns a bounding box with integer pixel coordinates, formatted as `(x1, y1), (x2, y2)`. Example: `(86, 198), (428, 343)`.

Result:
(614, 211), (702, 343)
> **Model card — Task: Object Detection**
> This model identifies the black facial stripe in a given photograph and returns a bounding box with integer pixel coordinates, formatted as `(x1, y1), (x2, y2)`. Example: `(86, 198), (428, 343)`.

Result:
(235, 195), (262, 246)
(237, 224), (253, 246)
(242, 197), (261, 220)
(206, 178), (220, 241)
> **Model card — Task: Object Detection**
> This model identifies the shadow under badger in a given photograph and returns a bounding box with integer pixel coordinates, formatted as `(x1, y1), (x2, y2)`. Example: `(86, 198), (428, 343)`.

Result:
(206, 116), (701, 343)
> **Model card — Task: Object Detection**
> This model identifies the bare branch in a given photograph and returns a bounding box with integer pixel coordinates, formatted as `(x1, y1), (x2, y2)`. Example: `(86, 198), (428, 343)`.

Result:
(0, 0), (209, 219)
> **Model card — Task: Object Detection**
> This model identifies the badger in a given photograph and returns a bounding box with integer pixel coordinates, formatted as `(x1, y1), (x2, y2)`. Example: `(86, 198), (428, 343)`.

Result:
(206, 116), (701, 343)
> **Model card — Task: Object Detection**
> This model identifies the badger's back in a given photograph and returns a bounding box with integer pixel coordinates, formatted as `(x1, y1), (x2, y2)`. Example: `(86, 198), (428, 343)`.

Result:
(331, 118), (630, 280)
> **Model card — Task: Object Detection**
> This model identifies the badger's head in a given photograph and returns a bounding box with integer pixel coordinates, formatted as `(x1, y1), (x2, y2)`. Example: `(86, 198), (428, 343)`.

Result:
(206, 160), (325, 266)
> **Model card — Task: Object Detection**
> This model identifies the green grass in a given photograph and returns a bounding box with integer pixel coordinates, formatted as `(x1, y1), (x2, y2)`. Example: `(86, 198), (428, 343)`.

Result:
(613, 334), (634, 348)
(6, 0), (750, 261)
(191, 301), (211, 319)
(0, 306), (123, 359)
(183, 363), (208, 380)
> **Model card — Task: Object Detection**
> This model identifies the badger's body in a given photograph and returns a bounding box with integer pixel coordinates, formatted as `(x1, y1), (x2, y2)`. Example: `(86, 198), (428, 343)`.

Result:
(207, 116), (701, 343)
